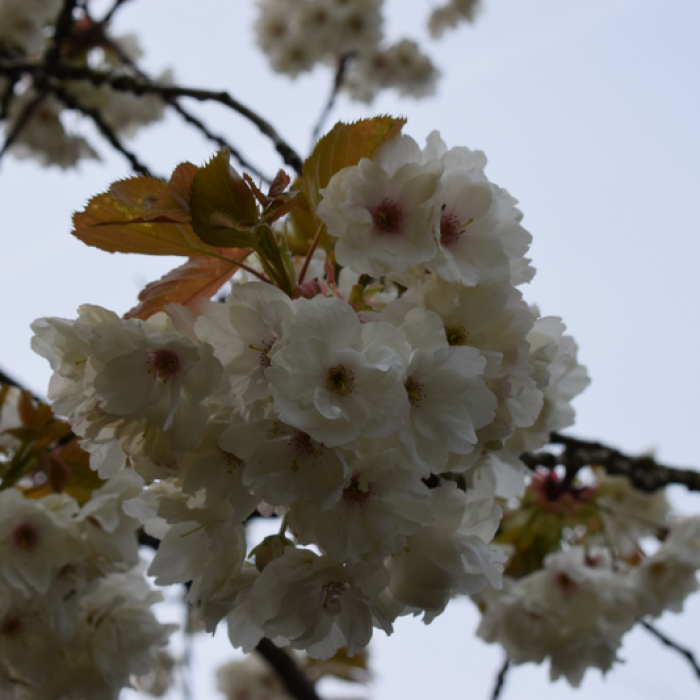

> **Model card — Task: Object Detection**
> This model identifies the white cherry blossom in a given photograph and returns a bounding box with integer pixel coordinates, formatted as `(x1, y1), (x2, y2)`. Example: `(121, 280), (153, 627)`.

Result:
(317, 134), (441, 277)
(266, 296), (411, 446)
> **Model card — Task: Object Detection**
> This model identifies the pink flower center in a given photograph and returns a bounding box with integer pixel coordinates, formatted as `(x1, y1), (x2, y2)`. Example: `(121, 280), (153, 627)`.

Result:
(372, 198), (403, 235)
(321, 581), (346, 609)
(249, 337), (276, 368)
(405, 376), (425, 407)
(554, 571), (579, 598)
(290, 430), (315, 457)
(219, 448), (243, 474)
(440, 212), (473, 247)
(146, 349), (180, 381)
(290, 431), (316, 472)
(326, 365), (355, 395)
(11, 522), (40, 551)
(342, 475), (371, 506)
(444, 324), (470, 347)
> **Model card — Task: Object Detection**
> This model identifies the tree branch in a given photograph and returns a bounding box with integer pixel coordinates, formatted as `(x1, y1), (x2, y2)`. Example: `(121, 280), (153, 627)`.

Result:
(520, 432), (700, 494)
(544, 432), (700, 493)
(490, 657), (510, 700)
(98, 35), (272, 184)
(0, 61), (304, 175)
(99, 0), (132, 25)
(169, 101), (273, 184)
(638, 618), (700, 679)
(311, 52), (353, 148)
(255, 638), (322, 700)
(0, 367), (24, 390)
(0, 75), (18, 120)
(0, 91), (46, 160)
(45, 0), (78, 67)
(47, 81), (157, 177)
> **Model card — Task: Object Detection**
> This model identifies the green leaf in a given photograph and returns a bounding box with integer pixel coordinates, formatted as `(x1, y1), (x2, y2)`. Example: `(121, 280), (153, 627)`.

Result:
(190, 149), (259, 247)
(303, 116), (407, 211)
(253, 225), (294, 295)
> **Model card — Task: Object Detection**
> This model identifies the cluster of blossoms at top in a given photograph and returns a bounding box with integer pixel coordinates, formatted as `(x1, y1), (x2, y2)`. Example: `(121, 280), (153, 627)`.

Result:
(254, 0), (443, 102)
(30, 126), (590, 660)
(428, 0), (482, 38)
(0, 0), (169, 168)
(0, 467), (174, 699)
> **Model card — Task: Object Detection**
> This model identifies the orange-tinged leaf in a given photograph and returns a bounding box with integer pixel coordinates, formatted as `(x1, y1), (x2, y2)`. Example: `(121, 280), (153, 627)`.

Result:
(41, 439), (104, 504)
(17, 390), (47, 426)
(124, 251), (248, 320)
(268, 169), (291, 199)
(303, 116), (406, 211)
(73, 172), (219, 257)
(151, 162), (198, 219)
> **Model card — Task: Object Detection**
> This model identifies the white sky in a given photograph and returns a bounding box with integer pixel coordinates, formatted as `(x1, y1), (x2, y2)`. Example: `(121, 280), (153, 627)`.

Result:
(3, 0), (700, 698)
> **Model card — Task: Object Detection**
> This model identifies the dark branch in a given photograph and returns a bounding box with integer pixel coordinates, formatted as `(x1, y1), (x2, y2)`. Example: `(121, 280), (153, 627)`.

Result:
(0, 61), (303, 176)
(169, 101), (272, 184)
(47, 82), (157, 178)
(490, 657), (510, 700)
(0, 75), (18, 120)
(99, 0), (132, 25)
(0, 367), (24, 390)
(638, 618), (700, 679)
(56, 33), (272, 185)
(541, 432), (700, 493)
(45, 0), (78, 67)
(521, 432), (700, 494)
(0, 91), (46, 160)
(311, 52), (354, 148)
(255, 638), (322, 700)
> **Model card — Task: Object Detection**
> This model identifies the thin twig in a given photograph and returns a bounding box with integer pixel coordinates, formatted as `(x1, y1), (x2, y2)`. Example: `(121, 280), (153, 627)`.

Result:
(98, 35), (271, 183)
(181, 596), (193, 700)
(0, 369), (45, 403)
(0, 61), (303, 175)
(45, 0), (78, 67)
(0, 91), (46, 160)
(311, 52), (353, 148)
(297, 223), (325, 285)
(255, 638), (322, 700)
(490, 657), (510, 700)
(0, 75), (18, 120)
(170, 101), (272, 184)
(638, 618), (700, 679)
(232, 260), (273, 285)
(99, 0), (132, 25)
(47, 81), (157, 177)
(0, 367), (24, 390)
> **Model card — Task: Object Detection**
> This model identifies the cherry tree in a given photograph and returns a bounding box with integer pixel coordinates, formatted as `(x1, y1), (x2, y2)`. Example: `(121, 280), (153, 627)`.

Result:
(1, 2), (699, 699)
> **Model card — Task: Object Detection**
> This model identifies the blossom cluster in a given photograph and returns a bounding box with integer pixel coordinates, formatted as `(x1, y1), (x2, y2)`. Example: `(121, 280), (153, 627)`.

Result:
(476, 516), (700, 686)
(0, 471), (174, 699)
(254, 0), (439, 102)
(0, 0), (169, 168)
(0, 0), (62, 56)
(31, 127), (589, 660)
(428, 0), (482, 38)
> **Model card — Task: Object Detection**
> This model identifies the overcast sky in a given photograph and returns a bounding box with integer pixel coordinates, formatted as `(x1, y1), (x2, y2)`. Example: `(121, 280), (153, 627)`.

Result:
(3, 0), (700, 698)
